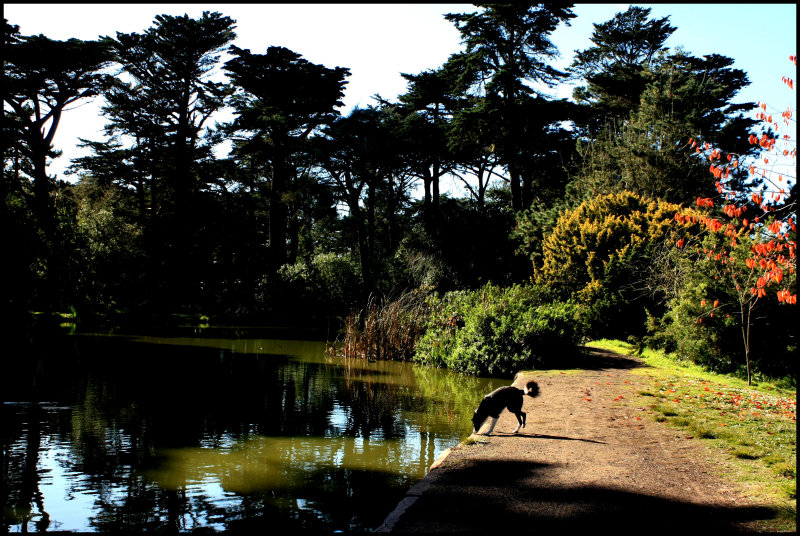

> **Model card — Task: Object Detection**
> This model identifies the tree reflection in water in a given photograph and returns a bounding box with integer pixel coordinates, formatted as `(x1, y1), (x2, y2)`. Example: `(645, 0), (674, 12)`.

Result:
(2, 332), (501, 532)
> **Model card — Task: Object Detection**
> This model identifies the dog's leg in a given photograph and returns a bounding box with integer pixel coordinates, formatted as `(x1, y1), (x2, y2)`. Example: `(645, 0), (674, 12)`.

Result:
(512, 411), (527, 433)
(484, 417), (498, 435)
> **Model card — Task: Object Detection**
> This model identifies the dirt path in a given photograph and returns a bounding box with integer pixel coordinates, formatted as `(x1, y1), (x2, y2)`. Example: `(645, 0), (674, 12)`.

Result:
(378, 349), (775, 533)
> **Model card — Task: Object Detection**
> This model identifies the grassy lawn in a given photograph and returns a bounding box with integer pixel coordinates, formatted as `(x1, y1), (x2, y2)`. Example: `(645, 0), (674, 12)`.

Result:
(586, 339), (796, 532)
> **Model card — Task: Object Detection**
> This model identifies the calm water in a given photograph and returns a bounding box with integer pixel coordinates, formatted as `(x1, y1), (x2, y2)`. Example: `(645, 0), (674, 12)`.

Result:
(2, 329), (503, 532)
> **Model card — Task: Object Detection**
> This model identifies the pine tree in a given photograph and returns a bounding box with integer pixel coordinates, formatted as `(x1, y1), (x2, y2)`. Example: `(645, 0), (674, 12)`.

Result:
(445, 3), (576, 211)
(224, 45), (349, 270)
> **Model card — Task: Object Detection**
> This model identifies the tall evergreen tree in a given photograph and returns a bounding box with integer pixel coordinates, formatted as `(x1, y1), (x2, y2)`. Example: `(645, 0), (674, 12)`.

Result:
(224, 45), (349, 270)
(570, 6), (675, 132)
(317, 106), (412, 292)
(3, 19), (110, 313)
(89, 11), (236, 312)
(3, 21), (110, 212)
(395, 63), (467, 225)
(445, 3), (577, 211)
(568, 8), (757, 204)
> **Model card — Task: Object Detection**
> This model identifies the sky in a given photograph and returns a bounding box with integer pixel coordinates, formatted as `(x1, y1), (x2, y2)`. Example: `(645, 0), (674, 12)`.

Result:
(4, 3), (797, 181)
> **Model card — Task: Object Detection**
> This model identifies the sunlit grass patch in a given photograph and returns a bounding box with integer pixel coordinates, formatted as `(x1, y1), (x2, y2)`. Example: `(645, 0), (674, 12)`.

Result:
(651, 403), (678, 417)
(518, 368), (584, 377)
(733, 447), (764, 460)
(689, 422), (717, 439)
(462, 436), (489, 446)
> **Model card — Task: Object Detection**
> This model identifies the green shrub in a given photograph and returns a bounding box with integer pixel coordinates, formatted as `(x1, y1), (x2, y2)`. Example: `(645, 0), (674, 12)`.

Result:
(272, 252), (363, 319)
(516, 191), (686, 340)
(413, 283), (587, 376)
(533, 191), (682, 295)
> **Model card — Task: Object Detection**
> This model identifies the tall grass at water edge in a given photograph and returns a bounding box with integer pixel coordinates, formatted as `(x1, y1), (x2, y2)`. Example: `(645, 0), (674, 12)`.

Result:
(326, 291), (429, 361)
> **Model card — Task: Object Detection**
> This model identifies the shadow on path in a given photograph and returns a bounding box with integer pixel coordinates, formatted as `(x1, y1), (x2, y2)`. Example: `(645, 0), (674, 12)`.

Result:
(391, 459), (775, 533)
(487, 432), (607, 444)
(552, 346), (645, 371)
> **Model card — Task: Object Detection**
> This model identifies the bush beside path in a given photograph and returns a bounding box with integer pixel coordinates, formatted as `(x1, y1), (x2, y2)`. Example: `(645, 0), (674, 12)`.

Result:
(379, 347), (795, 533)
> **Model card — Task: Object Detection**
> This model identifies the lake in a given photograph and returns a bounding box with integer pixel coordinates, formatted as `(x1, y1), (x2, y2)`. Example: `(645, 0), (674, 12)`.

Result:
(2, 328), (504, 532)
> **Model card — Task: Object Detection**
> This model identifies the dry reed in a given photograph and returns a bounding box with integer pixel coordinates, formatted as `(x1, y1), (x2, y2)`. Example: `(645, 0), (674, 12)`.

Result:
(327, 290), (430, 361)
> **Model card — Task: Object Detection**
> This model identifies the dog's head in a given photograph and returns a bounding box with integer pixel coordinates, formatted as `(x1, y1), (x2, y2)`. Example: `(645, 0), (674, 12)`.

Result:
(471, 408), (486, 434)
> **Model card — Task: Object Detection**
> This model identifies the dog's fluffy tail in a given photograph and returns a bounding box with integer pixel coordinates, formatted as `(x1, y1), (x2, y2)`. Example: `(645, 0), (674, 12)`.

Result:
(524, 380), (540, 398)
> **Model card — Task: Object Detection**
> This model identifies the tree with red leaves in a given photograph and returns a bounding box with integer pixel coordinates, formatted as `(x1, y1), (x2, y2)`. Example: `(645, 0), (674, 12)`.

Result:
(670, 55), (796, 385)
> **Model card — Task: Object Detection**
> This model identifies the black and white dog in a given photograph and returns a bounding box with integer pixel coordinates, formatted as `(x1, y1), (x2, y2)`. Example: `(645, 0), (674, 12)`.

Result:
(471, 380), (540, 435)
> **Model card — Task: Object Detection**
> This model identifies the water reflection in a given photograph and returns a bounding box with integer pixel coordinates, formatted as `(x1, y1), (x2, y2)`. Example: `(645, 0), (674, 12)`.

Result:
(2, 331), (502, 532)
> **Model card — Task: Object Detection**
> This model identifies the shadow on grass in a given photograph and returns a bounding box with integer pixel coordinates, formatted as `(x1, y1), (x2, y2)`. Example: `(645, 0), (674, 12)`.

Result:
(391, 458), (777, 532)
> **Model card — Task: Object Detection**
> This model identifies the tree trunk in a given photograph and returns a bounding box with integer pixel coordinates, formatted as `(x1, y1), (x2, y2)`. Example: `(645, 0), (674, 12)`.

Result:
(269, 164), (288, 269)
(508, 163), (522, 212)
(287, 213), (300, 265)
(169, 89), (194, 310)
(367, 180), (376, 270)
(386, 174), (397, 253)
(741, 303), (753, 386)
(521, 173), (533, 209)
(349, 192), (370, 290)
(432, 161), (440, 212)
(422, 168), (433, 230)
(29, 132), (55, 236)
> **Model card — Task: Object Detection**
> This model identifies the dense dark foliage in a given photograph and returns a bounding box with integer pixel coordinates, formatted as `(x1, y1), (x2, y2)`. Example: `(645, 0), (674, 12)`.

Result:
(3, 6), (793, 379)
